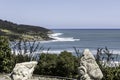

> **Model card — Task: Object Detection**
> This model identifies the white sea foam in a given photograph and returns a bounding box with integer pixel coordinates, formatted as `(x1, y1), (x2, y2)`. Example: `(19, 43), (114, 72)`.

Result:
(47, 33), (80, 42)
(50, 33), (63, 37)
(11, 47), (120, 55)
(42, 50), (64, 54)
(101, 61), (120, 67)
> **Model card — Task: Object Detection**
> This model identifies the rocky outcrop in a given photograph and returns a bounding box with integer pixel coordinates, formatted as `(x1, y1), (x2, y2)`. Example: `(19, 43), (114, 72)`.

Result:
(78, 49), (103, 80)
(10, 61), (38, 80)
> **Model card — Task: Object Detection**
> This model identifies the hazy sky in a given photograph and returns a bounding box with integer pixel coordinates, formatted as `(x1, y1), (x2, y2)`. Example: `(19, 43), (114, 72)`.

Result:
(0, 0), (120, 29)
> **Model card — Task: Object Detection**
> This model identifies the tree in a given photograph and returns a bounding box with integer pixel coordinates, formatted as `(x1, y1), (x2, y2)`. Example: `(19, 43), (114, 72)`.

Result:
(34, 53), (58, 75)
(56, 51), (77, 77)
(0, 36), (14, 73)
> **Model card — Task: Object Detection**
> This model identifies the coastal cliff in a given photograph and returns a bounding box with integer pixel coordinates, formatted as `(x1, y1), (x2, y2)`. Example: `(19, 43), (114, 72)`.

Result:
(0, 19), (52, 41)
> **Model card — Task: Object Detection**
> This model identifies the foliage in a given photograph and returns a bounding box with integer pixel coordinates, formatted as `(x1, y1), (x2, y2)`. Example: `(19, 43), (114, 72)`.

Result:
(0, 36), (14, 73)
(101, 66), (120, 80)
(34, 53), (58, 75)
(1, 39), (120, 80)
(11, 44), (120, 80)
(11, 40), (43, 64)
(56, 51), (78, 77)
(34, 51), (79, 78)
(96, 47), (120, 80)
(0, 19), (51, 41)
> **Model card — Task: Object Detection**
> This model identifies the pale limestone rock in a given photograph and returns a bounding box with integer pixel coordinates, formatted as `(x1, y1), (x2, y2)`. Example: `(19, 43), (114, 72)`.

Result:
(78, 49), (103, 80)
(10, 61), (37, 80)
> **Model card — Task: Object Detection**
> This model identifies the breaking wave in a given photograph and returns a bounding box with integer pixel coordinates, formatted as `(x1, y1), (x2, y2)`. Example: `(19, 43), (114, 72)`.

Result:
(47, 33), (80, 42)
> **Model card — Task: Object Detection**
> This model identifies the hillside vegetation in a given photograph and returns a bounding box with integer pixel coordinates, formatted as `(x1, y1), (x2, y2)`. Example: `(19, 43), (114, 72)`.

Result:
(0, 19), (52, 41)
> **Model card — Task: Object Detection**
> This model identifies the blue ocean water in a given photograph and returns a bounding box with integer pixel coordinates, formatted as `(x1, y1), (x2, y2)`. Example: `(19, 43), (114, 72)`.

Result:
(40, 29), (120, 55)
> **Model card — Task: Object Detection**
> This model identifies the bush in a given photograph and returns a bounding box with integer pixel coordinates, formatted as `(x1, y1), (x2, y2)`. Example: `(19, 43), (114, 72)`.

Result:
(96, 47), (120, 80)
(56, 51), (78, 77)
(100, 66), (120, 80)
(0, 36), (14, 73)
(35, 47), (120, 79)
(34, 53), (58, 75)
(1, 40), (120, 80)
(34, 51), (79, 78)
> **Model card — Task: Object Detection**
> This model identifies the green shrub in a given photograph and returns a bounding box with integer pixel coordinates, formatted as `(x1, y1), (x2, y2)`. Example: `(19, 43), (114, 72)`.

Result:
(13, 54), (31, 64)
(0, 36), (14, 73)
(96, 47), (120, 80)
(56, 51), (78, 77)
(34, 53), (58, 75)
(100, 66), (120, 80)
(34, 51), (78, 78)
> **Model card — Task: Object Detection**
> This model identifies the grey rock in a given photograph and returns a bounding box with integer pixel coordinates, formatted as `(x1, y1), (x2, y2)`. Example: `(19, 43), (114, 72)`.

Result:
(10, 61), (37, 80)
(78, 49), (103, 80)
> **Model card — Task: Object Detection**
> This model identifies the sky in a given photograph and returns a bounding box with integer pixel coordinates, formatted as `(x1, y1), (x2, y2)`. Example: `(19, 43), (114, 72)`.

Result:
(0, 0), (120, 29)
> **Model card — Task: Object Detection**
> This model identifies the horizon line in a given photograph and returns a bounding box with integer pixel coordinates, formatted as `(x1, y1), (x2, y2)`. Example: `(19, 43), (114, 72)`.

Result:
(50, 28), (120, 30)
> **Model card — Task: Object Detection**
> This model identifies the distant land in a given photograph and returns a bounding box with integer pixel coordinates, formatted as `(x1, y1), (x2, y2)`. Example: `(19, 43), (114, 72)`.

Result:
(0, 19), (52, 41)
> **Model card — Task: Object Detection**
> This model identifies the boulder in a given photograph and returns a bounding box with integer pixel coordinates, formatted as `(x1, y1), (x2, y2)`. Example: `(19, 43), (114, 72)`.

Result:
(10, 61), (38, 80)
(78, 49), (103, 80)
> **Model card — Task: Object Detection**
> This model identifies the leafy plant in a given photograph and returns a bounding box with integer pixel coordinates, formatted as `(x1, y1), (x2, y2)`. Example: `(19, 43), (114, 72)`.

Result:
(96, 47), (120, 80)
(0, 36), (14, 73)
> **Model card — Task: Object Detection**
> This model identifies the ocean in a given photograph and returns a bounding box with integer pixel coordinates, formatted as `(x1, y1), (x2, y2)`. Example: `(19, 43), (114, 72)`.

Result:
(40, 29), (120, 56)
